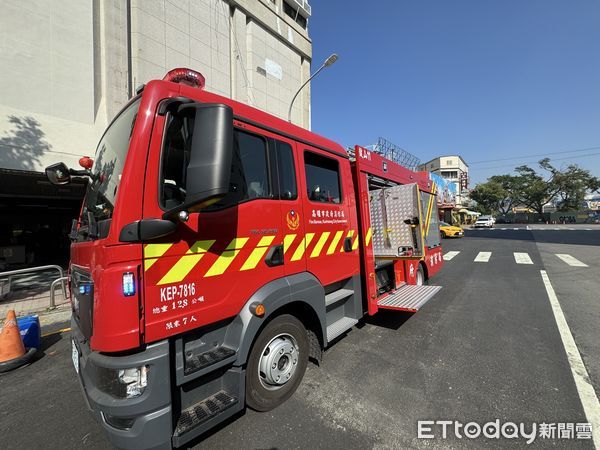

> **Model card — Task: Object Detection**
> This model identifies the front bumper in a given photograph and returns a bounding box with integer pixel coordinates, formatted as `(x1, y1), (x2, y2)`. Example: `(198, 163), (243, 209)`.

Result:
(71, 318), (173, 450)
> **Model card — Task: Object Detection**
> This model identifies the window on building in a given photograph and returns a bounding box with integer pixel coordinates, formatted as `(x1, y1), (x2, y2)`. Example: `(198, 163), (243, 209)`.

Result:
(283, 1), (308, 28)
(440, 171), (459, 179)
(304, 151), (341, 203)
(276, 141), (297, 200)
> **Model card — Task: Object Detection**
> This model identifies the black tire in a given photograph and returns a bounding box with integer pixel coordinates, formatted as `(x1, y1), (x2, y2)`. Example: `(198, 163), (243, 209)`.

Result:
(416, 264), (426, 286)
(246, 314), (309, 412)
(440, 230), (447, 239)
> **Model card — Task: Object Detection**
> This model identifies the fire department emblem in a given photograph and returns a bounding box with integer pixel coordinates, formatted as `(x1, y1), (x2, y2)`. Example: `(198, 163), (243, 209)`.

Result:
(286, 210), (300, 231)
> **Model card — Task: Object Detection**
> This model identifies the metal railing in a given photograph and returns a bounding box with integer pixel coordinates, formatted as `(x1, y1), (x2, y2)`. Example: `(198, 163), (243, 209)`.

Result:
(50, 276), (69, 308)
(0, 265), (68, 308)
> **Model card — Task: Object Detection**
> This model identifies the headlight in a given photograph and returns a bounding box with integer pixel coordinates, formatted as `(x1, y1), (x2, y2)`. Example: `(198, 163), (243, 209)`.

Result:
(96, 365), (149, 399)
(118, 366), (149, 398)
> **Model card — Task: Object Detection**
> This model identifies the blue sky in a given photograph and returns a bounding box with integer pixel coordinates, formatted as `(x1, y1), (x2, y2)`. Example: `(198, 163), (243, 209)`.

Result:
(308, 0), (600, 185)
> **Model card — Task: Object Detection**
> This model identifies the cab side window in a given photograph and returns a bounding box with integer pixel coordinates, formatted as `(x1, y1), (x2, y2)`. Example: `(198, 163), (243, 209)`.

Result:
(160, 114), (193, 209)
(276, 141), (297, 200)
(160, 122), (270, 210)
(304, 151), (342, 203)
(204, 129), (270, 210)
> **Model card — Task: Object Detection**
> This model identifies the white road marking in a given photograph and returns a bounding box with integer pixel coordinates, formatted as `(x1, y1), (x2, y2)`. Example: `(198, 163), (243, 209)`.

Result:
(566, 227), (575, 230)
(585, 228), (592, 231)
(554, 228), (561, 230)
(540, 270), (600, 447)
(501, 228), (507, 231)
(474, 251), (491, 262)
(443, 251), (460, 261)
(513, 228), (519, 231)
(555, 254), (588, 267)
(514, 252), (534, 264)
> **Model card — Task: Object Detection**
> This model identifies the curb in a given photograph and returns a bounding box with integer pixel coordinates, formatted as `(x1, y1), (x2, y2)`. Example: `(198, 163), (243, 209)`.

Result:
(38, 307), (72, 328)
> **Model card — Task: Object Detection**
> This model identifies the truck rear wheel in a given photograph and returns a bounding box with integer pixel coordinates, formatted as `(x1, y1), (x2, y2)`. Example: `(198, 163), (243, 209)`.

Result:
(416, 265), (426, 286)
(246, 314), (309, 412)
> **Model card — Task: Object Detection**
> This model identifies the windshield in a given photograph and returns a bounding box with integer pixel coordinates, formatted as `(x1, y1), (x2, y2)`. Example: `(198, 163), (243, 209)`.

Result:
(80, 98), (141, 239)
(440, 222), (450, 227)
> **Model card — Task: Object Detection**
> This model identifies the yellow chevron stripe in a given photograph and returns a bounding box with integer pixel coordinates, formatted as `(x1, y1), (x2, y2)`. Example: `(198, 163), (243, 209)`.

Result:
(310, 232), (330, 258)
(240, 236), (275, 271)
(283, 234), (296, 254)
(327, 230), (344, 255)
(339, 230), (355, 252)
(157, 240), (214, 285)
(423, 184), (437, 237)
(365, 227), (372, 246)
(291, 233), (314, 261)
(204, 238), (249, 277)
(352, 235), (359, 250)
(144, 243), (174, 270)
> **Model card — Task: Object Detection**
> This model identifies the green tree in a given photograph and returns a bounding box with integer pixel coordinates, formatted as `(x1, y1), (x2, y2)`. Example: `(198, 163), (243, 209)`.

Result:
(469, 174), (518, 214)
(538, 159), (600, 211)
(513, 158), (600, 214)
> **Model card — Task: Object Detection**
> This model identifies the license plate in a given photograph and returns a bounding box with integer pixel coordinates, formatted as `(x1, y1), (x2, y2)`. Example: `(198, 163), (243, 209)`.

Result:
(72, 340), (79, 374)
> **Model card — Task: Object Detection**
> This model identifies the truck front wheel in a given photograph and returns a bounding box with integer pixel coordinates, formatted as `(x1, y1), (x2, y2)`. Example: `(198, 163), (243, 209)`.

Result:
(246, 314), (309, 412)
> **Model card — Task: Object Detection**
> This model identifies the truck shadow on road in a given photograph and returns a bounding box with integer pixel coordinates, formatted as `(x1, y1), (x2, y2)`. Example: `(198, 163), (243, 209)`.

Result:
(361, 309), (413, 330)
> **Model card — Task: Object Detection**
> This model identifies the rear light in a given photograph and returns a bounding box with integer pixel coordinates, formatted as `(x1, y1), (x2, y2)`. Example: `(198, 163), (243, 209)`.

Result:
(122, 272), (136, 297)
(163, 68), (205, 89)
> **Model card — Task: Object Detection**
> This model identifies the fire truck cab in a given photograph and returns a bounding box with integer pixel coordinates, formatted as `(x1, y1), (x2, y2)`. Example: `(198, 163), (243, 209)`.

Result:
(46, 69), (443, 449)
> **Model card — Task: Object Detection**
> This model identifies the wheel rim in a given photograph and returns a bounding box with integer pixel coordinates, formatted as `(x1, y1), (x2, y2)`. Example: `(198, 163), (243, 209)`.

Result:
(258, 333), (299, 391)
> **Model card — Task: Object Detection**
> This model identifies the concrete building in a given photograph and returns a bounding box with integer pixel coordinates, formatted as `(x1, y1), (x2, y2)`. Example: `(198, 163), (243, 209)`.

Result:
(0, 0), (313, 267)
(418, 155), (469, 207)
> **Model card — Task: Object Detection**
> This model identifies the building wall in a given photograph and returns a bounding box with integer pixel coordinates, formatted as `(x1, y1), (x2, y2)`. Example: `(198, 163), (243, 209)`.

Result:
(0, 0), (104, 173)
(0, 0), (312, 174)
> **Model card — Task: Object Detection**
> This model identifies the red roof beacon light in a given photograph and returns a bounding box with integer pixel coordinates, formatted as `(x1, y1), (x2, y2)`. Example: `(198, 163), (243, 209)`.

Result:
(162, 68), (205, 89)
(79, 156), (94, 170)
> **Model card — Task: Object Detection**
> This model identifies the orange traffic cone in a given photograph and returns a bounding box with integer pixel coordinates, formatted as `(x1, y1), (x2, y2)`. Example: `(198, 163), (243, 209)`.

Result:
(0, 310), (36, 373)
(0, 310), (25, 362)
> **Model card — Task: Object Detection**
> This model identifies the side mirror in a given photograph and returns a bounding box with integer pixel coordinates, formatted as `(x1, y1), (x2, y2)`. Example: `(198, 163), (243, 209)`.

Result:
(45, 162), (71, 185)
(165, 103), (233, 217)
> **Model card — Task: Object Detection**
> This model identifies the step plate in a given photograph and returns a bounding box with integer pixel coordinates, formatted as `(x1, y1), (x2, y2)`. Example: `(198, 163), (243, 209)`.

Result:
(184, 346), (236, 375)
(175, 390), (238, 437)
(377, 284), (442, 312)
(327, 317), (358, 343)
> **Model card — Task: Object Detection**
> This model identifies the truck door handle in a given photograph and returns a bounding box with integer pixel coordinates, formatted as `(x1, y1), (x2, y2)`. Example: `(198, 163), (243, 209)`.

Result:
(343, 237), (353, 252)
(265, 244), (284, 267)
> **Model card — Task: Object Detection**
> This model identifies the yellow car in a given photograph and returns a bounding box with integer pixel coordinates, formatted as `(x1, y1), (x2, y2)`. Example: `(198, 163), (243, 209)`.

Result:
(440, 221), (464, 238)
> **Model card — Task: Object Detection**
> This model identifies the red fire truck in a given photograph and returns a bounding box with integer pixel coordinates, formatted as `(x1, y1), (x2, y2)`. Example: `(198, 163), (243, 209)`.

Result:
(46, 68), (443, 449)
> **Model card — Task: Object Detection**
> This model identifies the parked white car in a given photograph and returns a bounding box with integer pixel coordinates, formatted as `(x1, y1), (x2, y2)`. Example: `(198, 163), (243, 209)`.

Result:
(474, 216), (494, 228)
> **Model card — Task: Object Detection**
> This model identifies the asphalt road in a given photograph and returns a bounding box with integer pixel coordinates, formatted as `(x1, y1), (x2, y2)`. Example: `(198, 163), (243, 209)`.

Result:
(1, 225), (598, 449)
